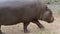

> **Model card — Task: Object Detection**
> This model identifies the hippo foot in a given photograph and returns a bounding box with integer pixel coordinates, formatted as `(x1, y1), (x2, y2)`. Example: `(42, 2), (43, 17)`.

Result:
(24, 30), (30, 33)
(37, 25), (45, 30)
(40, 26), (45, 29)
(39, 26), (45, 30)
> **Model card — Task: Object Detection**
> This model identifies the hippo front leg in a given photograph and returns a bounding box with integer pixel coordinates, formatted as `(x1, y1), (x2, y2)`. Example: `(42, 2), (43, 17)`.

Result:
(32, 19), (44, 29)
(23, 22), (30, 33)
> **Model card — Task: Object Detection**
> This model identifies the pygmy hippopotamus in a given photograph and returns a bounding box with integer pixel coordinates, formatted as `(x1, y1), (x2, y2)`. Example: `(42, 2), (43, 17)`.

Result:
(0, 0), (54, 33)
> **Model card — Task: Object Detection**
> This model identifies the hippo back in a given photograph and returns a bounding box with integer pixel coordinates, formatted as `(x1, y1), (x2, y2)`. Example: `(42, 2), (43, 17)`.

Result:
(0, 0), (41, 25)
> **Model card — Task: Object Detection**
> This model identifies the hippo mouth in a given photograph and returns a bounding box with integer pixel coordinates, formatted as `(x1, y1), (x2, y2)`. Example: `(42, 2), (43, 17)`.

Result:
(46, 20), (54, 23)
(46, 17), (54, 23)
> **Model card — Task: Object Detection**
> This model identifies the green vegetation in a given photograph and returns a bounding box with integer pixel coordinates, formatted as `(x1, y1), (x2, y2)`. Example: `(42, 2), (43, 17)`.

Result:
(40, 31), (42, 34)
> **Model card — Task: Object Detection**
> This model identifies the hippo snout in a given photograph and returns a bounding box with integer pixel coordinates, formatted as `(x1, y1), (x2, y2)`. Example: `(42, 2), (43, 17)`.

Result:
(47, 17), (54, 23)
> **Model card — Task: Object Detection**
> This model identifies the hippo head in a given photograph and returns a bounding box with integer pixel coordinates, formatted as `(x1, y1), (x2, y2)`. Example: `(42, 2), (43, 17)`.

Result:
(39, 6), (54, 23)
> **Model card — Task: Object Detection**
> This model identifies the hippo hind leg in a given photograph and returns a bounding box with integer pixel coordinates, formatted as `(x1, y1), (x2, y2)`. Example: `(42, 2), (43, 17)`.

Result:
(32, 19), (44, 29)
(23, 22), (30, 33)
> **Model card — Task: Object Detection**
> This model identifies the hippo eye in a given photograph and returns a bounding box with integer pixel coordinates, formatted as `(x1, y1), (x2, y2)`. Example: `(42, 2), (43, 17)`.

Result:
(45, 7), (48, 10)
(46, 7), (47, 9)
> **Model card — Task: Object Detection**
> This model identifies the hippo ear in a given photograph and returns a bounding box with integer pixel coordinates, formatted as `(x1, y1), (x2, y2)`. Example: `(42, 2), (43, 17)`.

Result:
(45, 6), (48, 10)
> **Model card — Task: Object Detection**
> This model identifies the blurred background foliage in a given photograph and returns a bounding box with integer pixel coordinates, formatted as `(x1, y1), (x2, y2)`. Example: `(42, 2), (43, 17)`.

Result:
(39, 0), (60, 14)
(39, 0), (60, 4)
